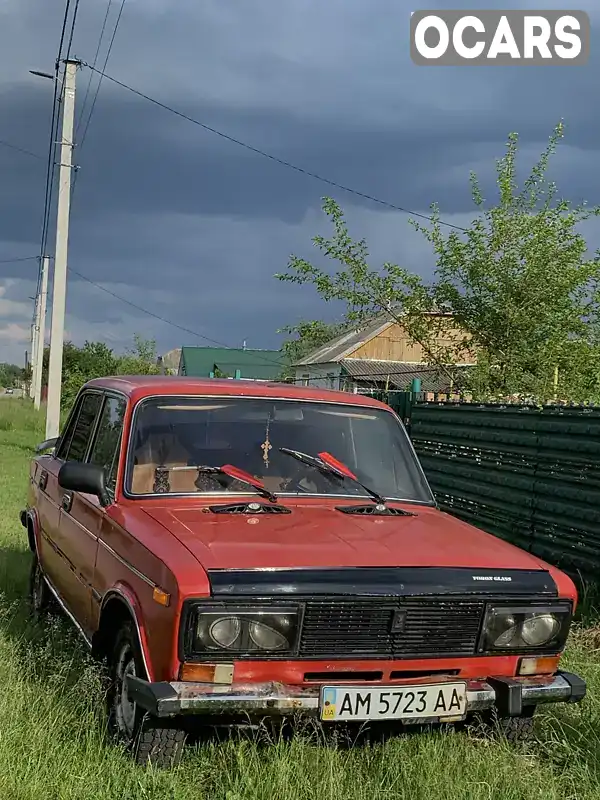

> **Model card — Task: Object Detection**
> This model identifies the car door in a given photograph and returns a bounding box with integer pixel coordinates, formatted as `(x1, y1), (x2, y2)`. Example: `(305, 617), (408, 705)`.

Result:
(55, 392), (127, 634)
(34, 451), (63, 593)
(49, 390), (104, 630)
(36, 390), (103, 606)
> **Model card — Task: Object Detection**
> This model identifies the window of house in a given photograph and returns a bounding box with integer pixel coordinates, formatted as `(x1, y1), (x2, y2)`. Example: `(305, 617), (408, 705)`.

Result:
(301, 374), (310, 387)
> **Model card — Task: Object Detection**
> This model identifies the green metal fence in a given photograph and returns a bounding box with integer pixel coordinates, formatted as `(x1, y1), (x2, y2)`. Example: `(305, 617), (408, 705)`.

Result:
(378, 391), (415, 430)
(409, 402), (600, 580)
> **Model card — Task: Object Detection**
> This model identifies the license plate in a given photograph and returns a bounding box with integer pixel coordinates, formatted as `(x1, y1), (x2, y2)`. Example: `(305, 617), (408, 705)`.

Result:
(319, 682), (467, 722)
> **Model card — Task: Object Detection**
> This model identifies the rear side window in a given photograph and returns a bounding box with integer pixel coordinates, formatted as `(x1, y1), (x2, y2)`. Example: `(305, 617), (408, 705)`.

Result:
(88, 396), (127, 494)
(57, 392), (103, 461)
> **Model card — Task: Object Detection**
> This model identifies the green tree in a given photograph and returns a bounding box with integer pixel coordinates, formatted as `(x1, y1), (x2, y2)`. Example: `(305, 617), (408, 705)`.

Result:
(0, 362), (25, 389)
(41, 334), (160, 410)
(276, 123), (600, 402)
(115, 334), (160, 376)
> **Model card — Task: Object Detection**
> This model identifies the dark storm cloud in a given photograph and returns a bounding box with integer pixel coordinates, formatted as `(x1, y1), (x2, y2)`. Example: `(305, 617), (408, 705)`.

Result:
(1, 0), (600, 364)
(2, 65), (600, 267)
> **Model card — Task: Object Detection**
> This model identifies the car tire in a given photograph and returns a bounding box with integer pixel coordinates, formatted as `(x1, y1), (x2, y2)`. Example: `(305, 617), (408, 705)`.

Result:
(475, 707), (535, 743)
(106, 619), (186, 768)
(496, 711), (535, 743)
(28, 553), (53, 619)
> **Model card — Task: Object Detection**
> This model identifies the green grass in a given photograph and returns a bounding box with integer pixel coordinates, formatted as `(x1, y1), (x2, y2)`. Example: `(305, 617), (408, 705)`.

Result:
(1, 399), (599, 799)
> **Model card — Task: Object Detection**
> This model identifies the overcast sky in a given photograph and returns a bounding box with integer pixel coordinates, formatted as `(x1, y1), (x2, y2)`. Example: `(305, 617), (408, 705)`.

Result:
(1, 0), (599, 365)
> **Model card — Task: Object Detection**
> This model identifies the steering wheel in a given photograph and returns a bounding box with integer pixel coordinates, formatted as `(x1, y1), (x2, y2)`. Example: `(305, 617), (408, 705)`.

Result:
(282, 461), (342, 494)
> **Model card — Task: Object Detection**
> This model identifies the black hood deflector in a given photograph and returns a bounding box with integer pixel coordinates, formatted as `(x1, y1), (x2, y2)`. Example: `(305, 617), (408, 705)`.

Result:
(207, 566), (557, 598)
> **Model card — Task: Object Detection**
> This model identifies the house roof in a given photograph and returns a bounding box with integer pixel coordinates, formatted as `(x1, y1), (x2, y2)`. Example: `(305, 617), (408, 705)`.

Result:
(179, 346), (283, 380)
(161, 348), (182, 371)
(340, 358), (470, 392)
(294, 316), (393, 365)
(294, 309), (462, 368)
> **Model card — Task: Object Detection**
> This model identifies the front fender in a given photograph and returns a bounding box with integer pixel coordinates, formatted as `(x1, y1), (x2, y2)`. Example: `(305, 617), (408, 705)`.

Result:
(22, 508), (39, 552)
(101, 582), (155, 682)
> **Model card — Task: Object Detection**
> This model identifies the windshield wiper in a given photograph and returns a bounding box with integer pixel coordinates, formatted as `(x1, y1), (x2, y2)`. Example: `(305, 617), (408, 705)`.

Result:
(279, 448), (388, 507)
(199, 464), (279, 503)
(159, 463), (278, 503)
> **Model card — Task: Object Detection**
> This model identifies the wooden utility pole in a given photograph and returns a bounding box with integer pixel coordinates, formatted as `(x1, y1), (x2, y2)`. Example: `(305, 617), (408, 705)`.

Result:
(45, 60), (78, 438)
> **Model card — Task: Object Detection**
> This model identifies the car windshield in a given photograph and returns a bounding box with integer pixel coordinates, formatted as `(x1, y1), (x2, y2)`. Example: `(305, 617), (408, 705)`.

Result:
(126, 396), (433, 504)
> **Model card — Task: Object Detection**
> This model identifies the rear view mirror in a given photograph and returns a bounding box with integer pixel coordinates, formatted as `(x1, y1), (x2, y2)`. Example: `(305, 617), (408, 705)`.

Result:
(58, 461), (111, 507)
(36, 437), (59, 453)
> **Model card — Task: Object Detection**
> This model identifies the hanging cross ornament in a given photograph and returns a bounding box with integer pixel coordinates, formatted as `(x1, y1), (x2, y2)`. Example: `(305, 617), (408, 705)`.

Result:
(261, 417), (272, 468)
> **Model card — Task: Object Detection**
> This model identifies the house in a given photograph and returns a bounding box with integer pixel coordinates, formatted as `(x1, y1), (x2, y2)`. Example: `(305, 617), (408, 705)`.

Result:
(293, 313), (475, 393)
(160, 348), (183, 375)
(178, 346), (283, 381)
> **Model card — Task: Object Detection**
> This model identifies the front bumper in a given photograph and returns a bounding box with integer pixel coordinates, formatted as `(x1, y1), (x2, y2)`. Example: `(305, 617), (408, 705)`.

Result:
(126, 670), (586, 721)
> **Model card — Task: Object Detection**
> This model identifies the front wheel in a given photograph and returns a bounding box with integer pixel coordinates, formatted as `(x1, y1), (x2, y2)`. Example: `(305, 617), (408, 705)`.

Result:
(496, 710), (535, 743)
(474, 706), (535, 743)
(106, 620), (186, 768)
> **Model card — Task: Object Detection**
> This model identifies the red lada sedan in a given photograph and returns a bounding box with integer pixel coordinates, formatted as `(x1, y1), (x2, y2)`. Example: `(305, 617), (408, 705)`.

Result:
(22, 377), (585, 767)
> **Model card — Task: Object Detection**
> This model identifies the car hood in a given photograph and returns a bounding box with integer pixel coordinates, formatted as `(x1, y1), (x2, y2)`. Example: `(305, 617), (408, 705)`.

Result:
(142, 502), (549, 572)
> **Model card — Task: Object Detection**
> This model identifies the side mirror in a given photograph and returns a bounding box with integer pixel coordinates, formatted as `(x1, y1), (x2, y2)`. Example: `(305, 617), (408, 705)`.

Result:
(58, 461), (111, 507)
(36, 437), (59, 453)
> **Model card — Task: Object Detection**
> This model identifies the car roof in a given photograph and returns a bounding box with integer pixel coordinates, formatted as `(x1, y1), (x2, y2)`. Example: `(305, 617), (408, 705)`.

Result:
(84, 375), (392, 410)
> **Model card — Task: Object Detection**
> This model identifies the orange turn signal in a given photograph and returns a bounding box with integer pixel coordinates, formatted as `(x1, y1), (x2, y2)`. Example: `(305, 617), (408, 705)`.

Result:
(518, 655), (560, 676)
(152, 587), (170, 607)
(180, 662), (234, 684)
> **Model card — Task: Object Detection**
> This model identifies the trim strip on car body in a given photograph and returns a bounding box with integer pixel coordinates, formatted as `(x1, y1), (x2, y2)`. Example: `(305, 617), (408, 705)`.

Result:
(97, 538), (156, 589)
(40, 566), (93, 649)
(69, 515), (98, 541)
(41, 569), (153, 681)
(206, 566), (558, 598)
(34, 526), (154, 675)
(35, 540), (153, 678)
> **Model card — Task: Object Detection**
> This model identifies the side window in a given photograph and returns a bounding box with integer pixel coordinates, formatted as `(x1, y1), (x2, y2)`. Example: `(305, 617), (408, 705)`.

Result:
(88, 396), (127, 494)
(55, 399), (82, 461)
(56, 392), (103, 461)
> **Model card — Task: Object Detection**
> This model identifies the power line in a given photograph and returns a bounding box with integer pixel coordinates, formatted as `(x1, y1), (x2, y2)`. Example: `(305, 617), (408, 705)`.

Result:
(0, 255), (40, 264)
(68, 266), (289, 369)
(34, 0), (80, 334)
(79, 63), (468, 233)
(74, 0), (127, 195)
(67, 266), (470, 383)
(0, 138), (44, 160)
(38, 60), (61, 264)
(39, 0), (74, 271)
(33, 0), (78, 341)
(75, 0), (114, 136)
(64, 0), (81, 63)
(7, 253), (464, 382)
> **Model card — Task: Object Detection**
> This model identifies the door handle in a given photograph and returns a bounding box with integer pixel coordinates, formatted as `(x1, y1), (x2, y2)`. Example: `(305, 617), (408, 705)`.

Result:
(61, 491), (73, 513)
(39, 471), (48, 491)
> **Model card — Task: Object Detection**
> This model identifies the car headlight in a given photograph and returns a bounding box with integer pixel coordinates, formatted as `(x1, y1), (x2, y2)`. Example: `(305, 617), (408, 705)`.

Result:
(188, 606), (300, 656)
(480, 603), (572, 652)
